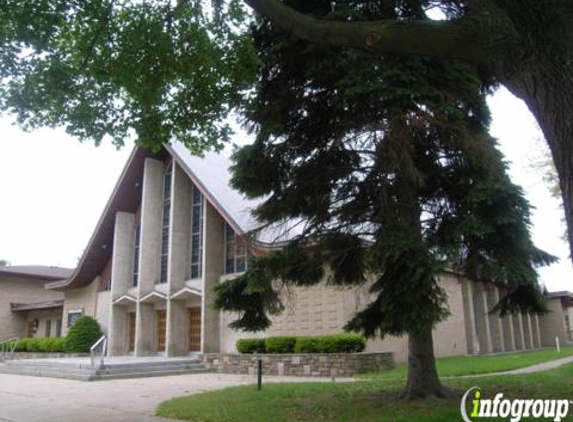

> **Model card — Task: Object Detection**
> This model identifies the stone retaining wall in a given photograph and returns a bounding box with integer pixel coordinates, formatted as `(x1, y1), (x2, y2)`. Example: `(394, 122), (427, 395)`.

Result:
(8, 352), (89, 360)
(201, 352), (393, 377)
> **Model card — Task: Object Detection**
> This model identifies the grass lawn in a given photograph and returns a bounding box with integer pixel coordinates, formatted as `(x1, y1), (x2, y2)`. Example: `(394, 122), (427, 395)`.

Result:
(157, 364), (573, 422)
(358, 346), (573, 380)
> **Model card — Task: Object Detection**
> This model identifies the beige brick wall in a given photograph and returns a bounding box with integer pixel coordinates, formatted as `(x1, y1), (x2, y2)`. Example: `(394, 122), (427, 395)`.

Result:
(219, 272), (469, 363)
(96, 291), (111, 335)
(0, 277), (64, 340)
(61, 278), (99, 336)
(539, 298), (567, 347)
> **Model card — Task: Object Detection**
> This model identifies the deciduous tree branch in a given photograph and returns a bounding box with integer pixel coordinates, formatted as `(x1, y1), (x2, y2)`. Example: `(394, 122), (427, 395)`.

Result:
(243, 0), (490, 66)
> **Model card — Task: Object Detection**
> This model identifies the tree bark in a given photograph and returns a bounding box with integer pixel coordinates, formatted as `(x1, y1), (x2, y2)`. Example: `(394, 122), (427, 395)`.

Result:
(389, 115), (453, 400)
(505, 62), (573, 260)
(401, 327), (453, 399)
(243, 0), (492, 65)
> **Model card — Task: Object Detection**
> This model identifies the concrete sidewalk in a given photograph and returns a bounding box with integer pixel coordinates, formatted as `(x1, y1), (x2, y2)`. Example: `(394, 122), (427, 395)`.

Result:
(0, 372), (348, 422)
(450, 355), (573, 379)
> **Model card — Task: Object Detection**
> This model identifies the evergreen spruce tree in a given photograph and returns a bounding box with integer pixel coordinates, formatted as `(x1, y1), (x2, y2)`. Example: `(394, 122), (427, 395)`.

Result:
(214, 0), (555, 399)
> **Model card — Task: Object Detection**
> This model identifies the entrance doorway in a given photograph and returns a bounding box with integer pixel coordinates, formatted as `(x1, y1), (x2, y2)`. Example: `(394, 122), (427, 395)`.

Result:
(128, 312), (136, 353)
(157, 310), (167, 352)
(189, 307), (201, 352)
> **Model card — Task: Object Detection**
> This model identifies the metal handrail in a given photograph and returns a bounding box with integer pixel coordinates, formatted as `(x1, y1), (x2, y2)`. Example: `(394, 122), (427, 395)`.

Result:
(90, 335), (107, 368)
(0, 338), (19, 361)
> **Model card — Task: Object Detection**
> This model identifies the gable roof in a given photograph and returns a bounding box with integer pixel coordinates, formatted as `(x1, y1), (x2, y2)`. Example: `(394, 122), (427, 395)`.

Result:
(167, 142), (261, 235)
(48, 146), (165, 290)
(50, 141), (274, 291)
(0, 265), (73, 281)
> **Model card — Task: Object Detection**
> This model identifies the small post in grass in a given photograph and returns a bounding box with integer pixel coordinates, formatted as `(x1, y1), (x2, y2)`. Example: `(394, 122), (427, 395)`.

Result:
(257, 358), (263, 390)
(556, 336), (561, 353)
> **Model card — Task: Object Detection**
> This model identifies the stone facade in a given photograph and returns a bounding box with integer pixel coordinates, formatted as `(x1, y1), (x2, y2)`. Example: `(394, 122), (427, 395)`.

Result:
(202, 352), (394, 377)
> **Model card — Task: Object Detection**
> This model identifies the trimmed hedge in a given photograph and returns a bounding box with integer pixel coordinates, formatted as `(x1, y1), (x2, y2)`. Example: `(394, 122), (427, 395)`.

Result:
(236, 333), (367, 354)
(14, 337), (66, 353)
(294, 334), (366, 353)
(236, 339), (266, 354)
(265, 336), (297, 353)
(64, 315), (103, 353)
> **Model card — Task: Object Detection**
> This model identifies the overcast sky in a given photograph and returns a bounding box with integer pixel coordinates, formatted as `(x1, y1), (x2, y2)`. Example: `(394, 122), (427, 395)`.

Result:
(0, 87), (571, 292)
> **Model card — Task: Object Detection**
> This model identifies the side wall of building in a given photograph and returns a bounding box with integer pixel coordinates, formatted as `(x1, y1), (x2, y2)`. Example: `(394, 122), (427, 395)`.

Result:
(219, 273), (470, 362)
(539, 298), (568, 347)
(61, 278), (99, 336)
(0, 278), (63, 339)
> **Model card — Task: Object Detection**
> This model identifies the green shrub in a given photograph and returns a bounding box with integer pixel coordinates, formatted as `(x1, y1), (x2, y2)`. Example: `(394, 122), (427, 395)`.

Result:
(43, 338), (66, 353)
(236, 339), (266, 354)
(294, 334), (366, 353)
(265, 336), (297, 353)
(236, 334), (367, 354)
(14, 338), (29, 352)
(293, 337), (321, 353)
(13, 337), (67, 353)
(64, 316), (103, 353)
(27, 338), (42, 352)
(319, 333), (366, 353)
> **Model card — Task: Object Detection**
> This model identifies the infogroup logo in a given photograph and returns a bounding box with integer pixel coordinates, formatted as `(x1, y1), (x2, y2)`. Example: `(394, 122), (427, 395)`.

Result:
(461, 387), (570, 422)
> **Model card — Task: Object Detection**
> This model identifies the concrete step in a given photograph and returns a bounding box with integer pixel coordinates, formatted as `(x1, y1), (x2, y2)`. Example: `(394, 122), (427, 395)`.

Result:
(94, 367), (209, 380)
(95, 363), (205, 375)
(0, 359), (208, 381)
(0, 366), (92, 381)
(97, 359), (202, 370)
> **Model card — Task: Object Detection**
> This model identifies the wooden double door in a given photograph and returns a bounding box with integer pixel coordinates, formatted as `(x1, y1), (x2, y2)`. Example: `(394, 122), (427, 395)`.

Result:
(127, 308), (201, 354)
(157, 310), (167, 352)
(128, 312), (136, 352)
(188, 307), (202, 352)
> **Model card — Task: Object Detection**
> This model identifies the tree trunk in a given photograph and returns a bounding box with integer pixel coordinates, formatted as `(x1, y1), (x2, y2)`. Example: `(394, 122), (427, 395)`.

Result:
(505, 61), (573, 261)
(400, 326), (453, 399)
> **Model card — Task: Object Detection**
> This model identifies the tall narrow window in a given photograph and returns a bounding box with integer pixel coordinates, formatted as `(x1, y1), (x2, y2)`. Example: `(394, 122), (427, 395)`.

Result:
(159, 162), (173, 284)
(190, 184), (204, 279)
(45, 320), (52, 338)
(55, 319), (62, 337)
(224, 223), (248, 274)
(133, 223), (141, 287)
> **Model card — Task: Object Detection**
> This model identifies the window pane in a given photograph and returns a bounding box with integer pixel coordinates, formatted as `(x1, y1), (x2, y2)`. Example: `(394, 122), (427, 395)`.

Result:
(236, 257), (246, 273)
(225, 259), (235, 274)
(236, 238), (247, 256)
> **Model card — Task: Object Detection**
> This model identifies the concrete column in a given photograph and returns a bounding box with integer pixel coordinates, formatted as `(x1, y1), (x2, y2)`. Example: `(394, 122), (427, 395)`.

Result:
(535, 314), (542, 347)
(166, 299), (190, 356)
(518, 313), (528, 349)
(473, 282), (493, 353)
(521, 313), (532, 349)
(108, 212), (135, 355)
(109, 307), (128, 356)
(202, 201), (224, 353)
(135, 302), (156, 356)
(526, 314), (535, 349)
(495, 289), (514, 352)
(486, 288), (504, 352)
(110, 212), (136, 297)
(169, 163), (192, 293)
(505, 314), (517, 350)
(138, 158), (164, 294)
(461, 278), (480, 354)
(132, 158), (164, 356)
(511, 313), (524, 350)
